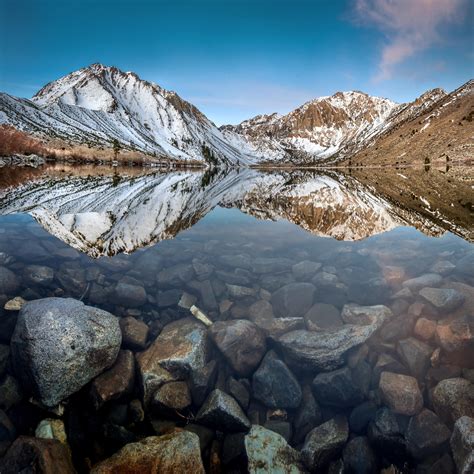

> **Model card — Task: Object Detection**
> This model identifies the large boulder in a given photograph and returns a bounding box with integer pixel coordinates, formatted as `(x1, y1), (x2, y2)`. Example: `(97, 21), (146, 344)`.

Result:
(195, 389), (251, 432)
(209, 320), (266, 376)
(91, 431), (204, 473)
(301, 416), (349, 472)
(252, 351), (302, 409)
(293, 386), (322, 444)
(0, 436), (75, 474)
(245, 425), (306, 473)
(11, 298), (121, 407)
(379, 372), (423, 416)
(271, 283), (315, 318)
(136, 318), (209, 404)
(432, 378), (474, 427)
(273, 314), (389, 372)
(450, 416), (474, 474)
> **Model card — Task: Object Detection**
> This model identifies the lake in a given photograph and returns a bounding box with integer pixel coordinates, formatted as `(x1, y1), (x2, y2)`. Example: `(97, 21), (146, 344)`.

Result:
(0, 163), (473, 473)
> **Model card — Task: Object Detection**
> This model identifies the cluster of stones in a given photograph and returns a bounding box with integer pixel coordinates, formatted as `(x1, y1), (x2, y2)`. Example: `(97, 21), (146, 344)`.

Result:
(0, 231), (472, 472)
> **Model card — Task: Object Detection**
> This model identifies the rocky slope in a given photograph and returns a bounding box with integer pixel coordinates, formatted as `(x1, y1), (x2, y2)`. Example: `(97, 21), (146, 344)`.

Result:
(343, 80), (474, 166)
(221, 91), (398, 163)
(222, 80), (473, 165)
(0, 64), (253, 166)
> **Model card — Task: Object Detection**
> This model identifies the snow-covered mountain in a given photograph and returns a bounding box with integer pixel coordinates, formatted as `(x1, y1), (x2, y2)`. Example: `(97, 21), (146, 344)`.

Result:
(221, 91), (399, 162)
(0, 64), (471, 166)
(0, 64), (254, 165)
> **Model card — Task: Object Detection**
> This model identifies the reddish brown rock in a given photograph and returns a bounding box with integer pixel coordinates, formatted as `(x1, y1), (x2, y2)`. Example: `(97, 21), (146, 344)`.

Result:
(209, 320), (266, 376)
(119, 316), (149, 351)
(0, 436), (75, 474)
(379, 372), (423, 416)
(414, 318), (437, 341)
(91, 431), (204, 473)
(90, 350), (135, 409)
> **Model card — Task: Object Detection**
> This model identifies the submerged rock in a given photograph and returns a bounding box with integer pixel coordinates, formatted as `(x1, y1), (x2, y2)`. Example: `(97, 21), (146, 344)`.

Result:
(90, 350), (135, 409)
(23, 265), (54, 287)
(312, 366), (365, 408)
(435, 314), (474, 366)
(304, 303), (342, 331)
(114, 278), (147, 308)
(252, 351), (302, 409)
(342, 436), (377, 474)
(0, 267), (19, 295)
(274, 315), (389, 372)
(0, 436), (75, 474)
(11, 297), (121, 407)
(293, 386), (322, 444)
(245, 425), (306, 473)
(419, 287), (465, 312)
(209, 320), (266, 376)
(402, 273), (442, 292)
(90, 431), (205, 473)
(396, 337), (432, 379)
(405, 409), (451, 460)
(379, 372), (423, 416)
(271, 282), (315, 318)
(450, 416), (474, 474)
(432, 378), (474, 427)
(119, 316), (149, 351)
(136, 318), (208, 404)
(195, 389), (251, 432)
(341, 304), (392, 326)
(301, 416), (349, 472)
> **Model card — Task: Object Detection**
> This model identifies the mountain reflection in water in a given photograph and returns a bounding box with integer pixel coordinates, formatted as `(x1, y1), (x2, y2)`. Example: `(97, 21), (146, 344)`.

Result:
(0, 164), (472, 257)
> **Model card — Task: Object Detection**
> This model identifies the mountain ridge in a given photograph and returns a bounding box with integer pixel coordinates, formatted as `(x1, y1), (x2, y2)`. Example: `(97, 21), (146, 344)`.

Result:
(0, 63), (472, 166)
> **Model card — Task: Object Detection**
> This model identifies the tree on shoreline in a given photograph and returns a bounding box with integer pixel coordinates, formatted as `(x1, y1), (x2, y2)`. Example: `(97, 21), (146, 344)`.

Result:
(112, 139), (121, 160)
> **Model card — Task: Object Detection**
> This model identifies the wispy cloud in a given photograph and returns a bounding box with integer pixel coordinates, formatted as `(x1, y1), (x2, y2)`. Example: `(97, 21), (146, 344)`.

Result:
(353, 0), (467, 81)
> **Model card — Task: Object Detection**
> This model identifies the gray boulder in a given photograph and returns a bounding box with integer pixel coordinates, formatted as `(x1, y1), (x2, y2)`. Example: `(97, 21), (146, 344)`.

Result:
(419, 287), (465, 312)
(11, 298), (121, 407)
(195, 389), (251, 432)
(23, 265), (54, 287)
(301, 416), (349, 472)
(274, 313), (389, 372)
(252, 351), (302, 409)
(406, 409), (451, 460)
(432, 378), (474, 427)
(136, 318), (209, 404)
(209, 320), (266, 376)
(450, 416), (474, 474)
(271, 283), (315, 318)
(0, 267), (19, 295)
(403, 273), (442, 291)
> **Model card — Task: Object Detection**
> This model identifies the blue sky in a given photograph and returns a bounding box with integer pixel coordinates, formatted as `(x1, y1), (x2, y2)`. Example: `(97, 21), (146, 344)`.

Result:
(0, 0), (472, 125)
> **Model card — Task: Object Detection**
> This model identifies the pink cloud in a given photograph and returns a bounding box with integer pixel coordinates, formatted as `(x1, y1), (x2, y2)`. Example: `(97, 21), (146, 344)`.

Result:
(353, 0), (467, 81)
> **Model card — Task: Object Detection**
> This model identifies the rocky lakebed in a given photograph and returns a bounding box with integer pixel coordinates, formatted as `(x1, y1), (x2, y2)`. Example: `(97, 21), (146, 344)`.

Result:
(0, 168), (472, 473)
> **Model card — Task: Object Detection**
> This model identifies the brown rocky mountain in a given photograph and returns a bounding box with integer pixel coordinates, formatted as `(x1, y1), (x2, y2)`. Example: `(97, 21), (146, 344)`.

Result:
(341, 80), (474, 167)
